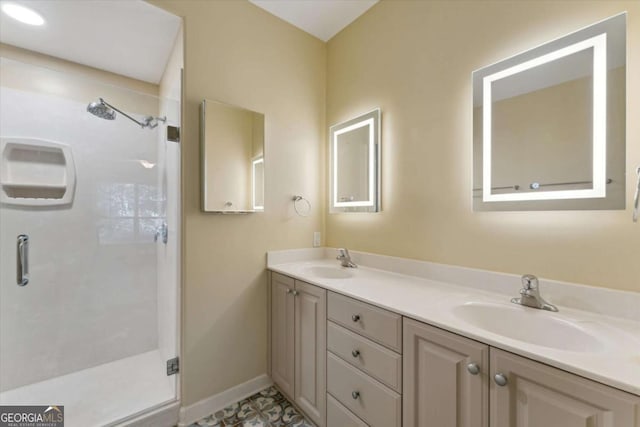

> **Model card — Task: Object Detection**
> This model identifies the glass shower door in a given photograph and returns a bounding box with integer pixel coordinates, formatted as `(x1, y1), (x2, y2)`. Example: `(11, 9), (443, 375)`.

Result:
(0, 57), (179, 426)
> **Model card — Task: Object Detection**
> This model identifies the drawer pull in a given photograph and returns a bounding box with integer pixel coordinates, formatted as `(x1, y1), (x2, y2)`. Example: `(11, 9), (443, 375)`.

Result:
(467, 363), (480, 375)
(351, 349), (360, 358)
(351, 391), (360, 400)
(494, 373), (508, 387)
(352, 314), (361, 322)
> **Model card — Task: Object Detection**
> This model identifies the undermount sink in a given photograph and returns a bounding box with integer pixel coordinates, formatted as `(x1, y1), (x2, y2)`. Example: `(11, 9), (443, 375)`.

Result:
(453, 302), (604, 352)
(303, 266), (354, 279)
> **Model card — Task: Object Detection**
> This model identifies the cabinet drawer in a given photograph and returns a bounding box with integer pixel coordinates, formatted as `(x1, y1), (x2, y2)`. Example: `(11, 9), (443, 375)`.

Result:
(328, 292), (402, 352)
(328, 353), (401, 427)
(328, 321), (402, 392)
(327, 394), (369, 427)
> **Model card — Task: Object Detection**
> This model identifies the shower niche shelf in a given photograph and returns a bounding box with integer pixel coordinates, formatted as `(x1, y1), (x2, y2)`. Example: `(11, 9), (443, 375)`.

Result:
(1, 137), (76, 207)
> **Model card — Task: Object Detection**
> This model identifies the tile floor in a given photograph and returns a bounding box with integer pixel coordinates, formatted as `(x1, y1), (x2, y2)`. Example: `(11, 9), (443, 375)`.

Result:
(188, 386), (315, 427)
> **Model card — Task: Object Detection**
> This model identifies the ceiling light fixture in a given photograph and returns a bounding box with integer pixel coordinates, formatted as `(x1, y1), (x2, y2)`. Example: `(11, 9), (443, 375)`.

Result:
(1, 3), (45, 26)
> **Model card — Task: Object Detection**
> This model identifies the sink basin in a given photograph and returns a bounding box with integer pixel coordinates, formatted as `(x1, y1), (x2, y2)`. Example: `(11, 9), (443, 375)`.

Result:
(303, 266), (353, 279)
(453, 302), (604, 352)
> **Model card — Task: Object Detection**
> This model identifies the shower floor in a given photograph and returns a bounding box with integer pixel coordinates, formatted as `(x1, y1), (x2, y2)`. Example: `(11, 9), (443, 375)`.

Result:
(0, 349), (175, 427)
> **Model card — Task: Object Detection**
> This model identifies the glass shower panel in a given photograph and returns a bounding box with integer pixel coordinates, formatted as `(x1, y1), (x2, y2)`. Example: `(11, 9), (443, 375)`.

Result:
(0, 57), (178, 426)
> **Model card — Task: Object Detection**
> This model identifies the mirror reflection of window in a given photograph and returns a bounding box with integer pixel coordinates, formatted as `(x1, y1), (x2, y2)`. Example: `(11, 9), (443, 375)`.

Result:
(97, 182), (164, 244)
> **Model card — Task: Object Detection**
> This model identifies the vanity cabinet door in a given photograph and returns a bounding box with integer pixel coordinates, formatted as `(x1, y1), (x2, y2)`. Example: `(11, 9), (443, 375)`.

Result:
(270, 273), (295, 398)
(490, 348), (640, 427)
(294, 280), (327, 427)
(403, 318), (489, 427)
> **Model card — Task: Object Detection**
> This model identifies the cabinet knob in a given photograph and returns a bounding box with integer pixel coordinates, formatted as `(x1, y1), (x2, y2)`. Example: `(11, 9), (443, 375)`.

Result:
(352, 314), (361, 322)
(286, 289), (292, 294)
(351, 391), (360, 400)
(292, 290), (299, 296)
(467, 363), (480, 375)
(494, 373), (508, 387)
(352, 349), (360, 358)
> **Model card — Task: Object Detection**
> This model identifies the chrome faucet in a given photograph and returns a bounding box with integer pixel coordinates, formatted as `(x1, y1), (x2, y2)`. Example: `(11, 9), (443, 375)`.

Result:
(336, 248), (357, 268)
(511, 274), (558, 312)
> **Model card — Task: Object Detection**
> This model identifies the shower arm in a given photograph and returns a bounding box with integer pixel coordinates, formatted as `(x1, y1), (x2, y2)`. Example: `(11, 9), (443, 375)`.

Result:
(100, 98), (166, 129)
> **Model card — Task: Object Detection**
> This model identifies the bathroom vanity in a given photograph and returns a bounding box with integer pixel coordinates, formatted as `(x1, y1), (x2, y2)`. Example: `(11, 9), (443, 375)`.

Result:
(267, 249), (640, 427)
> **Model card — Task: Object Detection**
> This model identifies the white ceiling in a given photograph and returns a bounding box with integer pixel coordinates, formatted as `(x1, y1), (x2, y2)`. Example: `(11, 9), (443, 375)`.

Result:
(0, 0), (181, 84)
(249, 0), (378, 42)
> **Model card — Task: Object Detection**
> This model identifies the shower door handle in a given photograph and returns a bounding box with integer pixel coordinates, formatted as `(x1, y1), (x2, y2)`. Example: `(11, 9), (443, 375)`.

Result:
(17, 234), (29, 286)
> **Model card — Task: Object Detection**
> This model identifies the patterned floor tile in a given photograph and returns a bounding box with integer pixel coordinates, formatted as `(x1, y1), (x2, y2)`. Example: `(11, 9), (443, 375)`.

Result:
(189, 386), (315, 427)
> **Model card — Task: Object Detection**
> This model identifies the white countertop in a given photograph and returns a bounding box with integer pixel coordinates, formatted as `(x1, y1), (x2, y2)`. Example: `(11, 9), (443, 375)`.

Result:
(267, 248), (640, 396)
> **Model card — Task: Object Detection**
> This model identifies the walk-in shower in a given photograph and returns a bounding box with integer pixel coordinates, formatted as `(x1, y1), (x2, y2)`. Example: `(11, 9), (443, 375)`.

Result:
(88, 97), (167, 129)
(0, 24), (182, 427)
(0, 0), (182, 423)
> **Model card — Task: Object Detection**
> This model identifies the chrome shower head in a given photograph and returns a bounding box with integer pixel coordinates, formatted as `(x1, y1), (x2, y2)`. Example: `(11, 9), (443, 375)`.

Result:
(87, 98), (115, 120)
(86, 97), (166, 129)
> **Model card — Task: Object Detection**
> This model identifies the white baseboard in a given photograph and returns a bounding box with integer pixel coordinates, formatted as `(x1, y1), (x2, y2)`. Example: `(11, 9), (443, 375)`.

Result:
(178, 374), (272, 426)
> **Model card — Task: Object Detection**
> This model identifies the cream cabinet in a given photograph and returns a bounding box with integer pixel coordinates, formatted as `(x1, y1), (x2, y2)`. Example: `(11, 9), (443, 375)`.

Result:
(327, 292), (403, 427)
(403, 317), (640, 427)
(270, 273), (295, 398)
(270, 270), (640, 427)
(327, 394), (369, 427)
(269, 273), (326, 427)
(490, 348), (640, 427)
(403, 318), (488, 427)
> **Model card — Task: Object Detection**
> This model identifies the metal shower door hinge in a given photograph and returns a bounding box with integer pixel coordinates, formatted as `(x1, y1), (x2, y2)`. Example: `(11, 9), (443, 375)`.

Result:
(167, 357), (179, 376)
(167, 125), (180, 143)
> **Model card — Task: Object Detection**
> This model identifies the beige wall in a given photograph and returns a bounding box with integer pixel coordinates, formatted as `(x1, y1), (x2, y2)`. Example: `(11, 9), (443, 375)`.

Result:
(148, 0), (326, 406)
(144, 0), (640, 408)
(326, 1), (640, 292)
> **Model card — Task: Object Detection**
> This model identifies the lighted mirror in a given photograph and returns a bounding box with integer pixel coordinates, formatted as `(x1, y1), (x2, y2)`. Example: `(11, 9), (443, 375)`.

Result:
(330, 109), (380, 213)
(200, 99), (265, 213)
(473, 13), (625, 211)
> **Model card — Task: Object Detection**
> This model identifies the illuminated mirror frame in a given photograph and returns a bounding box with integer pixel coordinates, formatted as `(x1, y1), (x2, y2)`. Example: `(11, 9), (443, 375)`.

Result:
(472, 12), (626, 211)
(483, 35), (606, 202)
(329, 109), (381, 213)
(252, 156), (264, 211)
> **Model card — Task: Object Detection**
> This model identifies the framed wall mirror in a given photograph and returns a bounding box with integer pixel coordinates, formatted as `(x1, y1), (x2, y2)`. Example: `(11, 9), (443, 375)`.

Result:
(473, 13), (626, 211)
(330, 109), (381, 213)
(200, 99), (264, 213)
